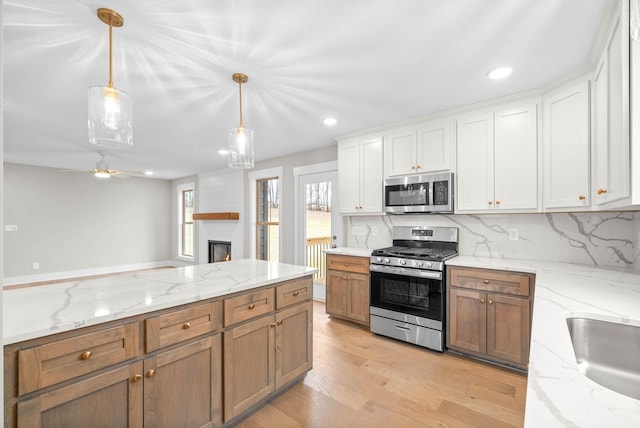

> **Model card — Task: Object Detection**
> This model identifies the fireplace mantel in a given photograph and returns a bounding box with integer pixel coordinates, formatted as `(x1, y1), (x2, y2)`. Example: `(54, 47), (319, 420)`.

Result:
(193, 212), (239, 220)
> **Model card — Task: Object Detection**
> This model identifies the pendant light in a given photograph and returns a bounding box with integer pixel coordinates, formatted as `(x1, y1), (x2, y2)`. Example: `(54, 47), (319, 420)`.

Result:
(88, 8), (132, 149)
(228, 73), (254, 169)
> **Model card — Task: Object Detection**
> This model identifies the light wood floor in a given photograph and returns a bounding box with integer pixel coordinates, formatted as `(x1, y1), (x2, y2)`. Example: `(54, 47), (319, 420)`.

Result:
(236, 301), (527, 428)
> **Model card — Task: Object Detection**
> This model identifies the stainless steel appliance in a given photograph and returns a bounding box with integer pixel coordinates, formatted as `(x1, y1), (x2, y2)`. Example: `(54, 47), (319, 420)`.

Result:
(369, 226), (458, 352)
(384, 172), (454, 214)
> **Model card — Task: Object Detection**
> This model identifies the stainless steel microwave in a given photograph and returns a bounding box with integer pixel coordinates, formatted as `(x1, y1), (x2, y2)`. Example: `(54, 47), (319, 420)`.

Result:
(384, 172), (454, 214)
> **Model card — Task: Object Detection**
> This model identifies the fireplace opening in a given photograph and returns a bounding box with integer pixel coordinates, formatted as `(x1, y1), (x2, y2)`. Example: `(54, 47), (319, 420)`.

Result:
(208, 240), (231, 263)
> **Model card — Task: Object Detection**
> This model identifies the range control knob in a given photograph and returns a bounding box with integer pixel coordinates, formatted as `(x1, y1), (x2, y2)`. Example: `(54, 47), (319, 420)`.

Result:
(383, 258), (390, 264)
(426, 262), (433, 268)
(400, 260), (407, 266)
(417, 261), (424, 268)
(376, 257), (383, 263)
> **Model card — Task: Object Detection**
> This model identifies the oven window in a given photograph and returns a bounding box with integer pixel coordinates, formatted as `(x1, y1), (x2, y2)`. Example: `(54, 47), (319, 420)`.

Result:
(370, 270), (443, 321)
(385, 183), (429, 206)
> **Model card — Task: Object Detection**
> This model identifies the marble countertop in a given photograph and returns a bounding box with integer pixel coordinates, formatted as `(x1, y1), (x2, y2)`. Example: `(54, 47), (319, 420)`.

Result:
(3, 259), (316, 345)
(323, 247), (372, 257)
(447, 256), (640, 427)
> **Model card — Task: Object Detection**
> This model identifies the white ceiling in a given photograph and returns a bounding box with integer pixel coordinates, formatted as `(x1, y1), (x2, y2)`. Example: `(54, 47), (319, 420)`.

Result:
(3, 0), (614, 179)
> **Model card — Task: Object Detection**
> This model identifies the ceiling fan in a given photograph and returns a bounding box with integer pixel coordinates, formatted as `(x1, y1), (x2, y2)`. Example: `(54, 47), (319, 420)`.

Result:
(61, 152), (147, 179)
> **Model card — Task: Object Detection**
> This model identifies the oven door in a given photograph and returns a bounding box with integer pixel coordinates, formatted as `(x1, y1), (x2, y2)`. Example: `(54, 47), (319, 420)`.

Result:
(369, 265), (443, 323)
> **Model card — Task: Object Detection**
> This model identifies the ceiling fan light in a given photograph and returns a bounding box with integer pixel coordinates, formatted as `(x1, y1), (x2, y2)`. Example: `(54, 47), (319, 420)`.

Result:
(94, 170), (111, 179)
(228, 126), (254, 169)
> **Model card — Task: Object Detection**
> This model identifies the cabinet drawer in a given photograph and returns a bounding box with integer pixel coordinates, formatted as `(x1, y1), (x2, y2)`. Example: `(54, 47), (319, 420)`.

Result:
(145, 302), (221, 353)
(326, 254), (370, 274)
(448, 267), (531, 297)
(224, 288), (275, 327)
(276, 277), (312, 309)
(18, 323), (139, 395)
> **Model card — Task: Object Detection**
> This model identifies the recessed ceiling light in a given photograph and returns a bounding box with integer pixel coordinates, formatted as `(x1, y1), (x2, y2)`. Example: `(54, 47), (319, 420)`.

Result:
(323, 117), (337, 126)
(144, 170), (154, 176)
(487, 67), (513, 80)
(218, 149), (229, 155)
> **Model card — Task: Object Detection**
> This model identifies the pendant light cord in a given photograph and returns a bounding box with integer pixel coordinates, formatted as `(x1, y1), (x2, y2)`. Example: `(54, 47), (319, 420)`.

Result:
(108, 20), (114, 88)
(238, 80), (243, 128)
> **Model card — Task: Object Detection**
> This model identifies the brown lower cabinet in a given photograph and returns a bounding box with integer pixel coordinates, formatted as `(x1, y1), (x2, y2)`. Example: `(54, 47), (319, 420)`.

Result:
(325, 254), (370, 325)
(4, 276), (313, 428)
(447, 266), (535, 371)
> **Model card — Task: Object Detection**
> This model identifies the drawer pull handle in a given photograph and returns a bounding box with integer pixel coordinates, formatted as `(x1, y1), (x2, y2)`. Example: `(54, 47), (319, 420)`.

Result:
(480, 298), (485, 304)
(483, 279), (489, 284)
(270, 323), (276, 328)
(80, 351), (93, 361)
(132, 374), (142, 383)
(344, 263), (350, 266)
(489, 299), (494, 305)
(293, 291), (299, 297)
(146, 369), (156, 378)
(182, 322), (191, 329)
(394, 324), (411, 332)
(248, 303), (255, 310)
(277, 320), (283, 326)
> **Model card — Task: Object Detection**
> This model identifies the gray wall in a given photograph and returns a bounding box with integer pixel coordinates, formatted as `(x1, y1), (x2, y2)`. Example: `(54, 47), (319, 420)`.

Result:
(3, 163), (172, 279)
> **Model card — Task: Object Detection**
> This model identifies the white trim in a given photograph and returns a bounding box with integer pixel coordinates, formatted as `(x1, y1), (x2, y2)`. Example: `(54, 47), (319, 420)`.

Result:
(248, 167), (284, 260)
(177, 182), (196, 261)
(2, 260), (183, 287)
(293, 161), (338, 265)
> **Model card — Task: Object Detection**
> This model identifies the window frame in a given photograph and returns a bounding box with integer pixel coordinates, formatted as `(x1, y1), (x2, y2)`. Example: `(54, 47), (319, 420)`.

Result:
(248, 167), (283, 261)
(177, 182), (195, 261)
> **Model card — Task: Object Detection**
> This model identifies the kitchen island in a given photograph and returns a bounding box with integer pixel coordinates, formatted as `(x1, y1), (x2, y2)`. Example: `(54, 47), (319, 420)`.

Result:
(447, 256), (640, 428)
(3, 259), (316, 427)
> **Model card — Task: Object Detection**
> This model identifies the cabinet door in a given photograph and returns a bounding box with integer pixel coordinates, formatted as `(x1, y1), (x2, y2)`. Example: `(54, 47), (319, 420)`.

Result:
(447, 288), (487, 354)
(275, 302), (313, 389)
(143, 335), (222, 428)
(17, 362), (143, 428)
(456, 112), (494, 211)
(494, 105), (538, 211)
(543, 80), (590, 209)
(486, 294), (530, 366)
(594, 2), (631, 206)
(346, 272), (370, 324)
(338, 138), (361, 214)
(385, 127), (417, 177)
(359, 135), (384, 213)
(416, 119), (452, 173)
(325, 269), (347, 318)
(223, 315), (276, 421)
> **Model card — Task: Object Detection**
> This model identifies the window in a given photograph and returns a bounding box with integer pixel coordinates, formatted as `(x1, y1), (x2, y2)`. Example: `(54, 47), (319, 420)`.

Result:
(256, 177), (279, 261)
(178, 183), (194, 259)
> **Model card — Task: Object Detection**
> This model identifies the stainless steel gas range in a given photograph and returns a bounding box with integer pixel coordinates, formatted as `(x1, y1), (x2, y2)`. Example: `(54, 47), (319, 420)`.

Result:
(369, 226), (458, 352)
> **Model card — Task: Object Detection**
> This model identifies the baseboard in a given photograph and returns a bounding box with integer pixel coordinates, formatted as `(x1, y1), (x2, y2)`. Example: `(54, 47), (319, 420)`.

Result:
(2, 260), (189, 287)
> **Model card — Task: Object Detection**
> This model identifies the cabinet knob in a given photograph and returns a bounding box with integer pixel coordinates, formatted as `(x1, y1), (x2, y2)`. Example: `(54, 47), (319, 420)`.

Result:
(270, 323), (276, 328)
(416, 165), (421, 169)
(146, 369), (156, 378)
(293, 291), (299, 297)
(80, 351), (93, 361)
(488, 201), (493, 205)
(248, 303), (255, 310)
(182, 322), (191, 330)
(132, 374), (142, 383)
(483, 279), (489, 284)
(411, 165), (416, 170)
(578, 195), (586, 201)
(277, 320), (283, 326)
(597, 188), (607, 195)
(480, 298), (486, 304)
(489, 299), (494, 305)
(495, 200), (501, 205)
(359, 206), (363, 210)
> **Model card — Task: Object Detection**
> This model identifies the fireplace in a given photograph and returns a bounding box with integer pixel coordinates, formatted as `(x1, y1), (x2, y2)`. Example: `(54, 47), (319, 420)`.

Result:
(208, 240), (231, 263)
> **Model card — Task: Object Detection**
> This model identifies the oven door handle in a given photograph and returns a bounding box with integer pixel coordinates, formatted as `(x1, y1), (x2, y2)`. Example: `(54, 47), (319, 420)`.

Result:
(369, 264), (442, 280)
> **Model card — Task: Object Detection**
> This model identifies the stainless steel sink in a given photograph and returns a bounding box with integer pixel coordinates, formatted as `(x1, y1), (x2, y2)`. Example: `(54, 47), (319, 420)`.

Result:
(566, 317), (640, 400)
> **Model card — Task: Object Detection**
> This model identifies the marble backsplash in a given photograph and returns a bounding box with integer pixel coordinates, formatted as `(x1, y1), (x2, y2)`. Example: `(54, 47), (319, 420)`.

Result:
(346, 211), (640, 270)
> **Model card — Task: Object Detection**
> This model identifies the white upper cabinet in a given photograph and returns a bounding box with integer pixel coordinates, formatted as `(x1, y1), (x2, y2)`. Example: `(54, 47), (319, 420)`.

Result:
(593, 0), (631, 207)
(337, 134), (383, 214)
(456, 103), (539, 213)
(384, 119), (452, 177)
(543, 79), (591, 210)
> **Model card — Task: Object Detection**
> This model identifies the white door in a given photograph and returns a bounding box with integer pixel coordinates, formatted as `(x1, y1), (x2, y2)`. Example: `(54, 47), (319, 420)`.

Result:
(298, 170), (341, 301)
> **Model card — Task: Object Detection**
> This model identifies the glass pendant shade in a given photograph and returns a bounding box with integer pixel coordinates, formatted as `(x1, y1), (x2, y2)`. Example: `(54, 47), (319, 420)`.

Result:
(88, 85), (133, 149)
(228, 126), (254, 168)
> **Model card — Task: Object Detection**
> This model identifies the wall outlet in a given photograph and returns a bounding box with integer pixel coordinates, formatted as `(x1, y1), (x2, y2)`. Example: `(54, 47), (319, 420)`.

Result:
(4, 225), (18, 232)
(32, 262), (40, 270)
(508, 229), (519, 241)
(371, 226), (378, 236)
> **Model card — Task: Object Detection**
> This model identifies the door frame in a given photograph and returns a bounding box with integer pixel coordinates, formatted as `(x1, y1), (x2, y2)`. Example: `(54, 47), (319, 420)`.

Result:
(292, 161), (341, 266)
